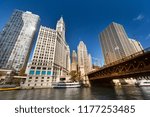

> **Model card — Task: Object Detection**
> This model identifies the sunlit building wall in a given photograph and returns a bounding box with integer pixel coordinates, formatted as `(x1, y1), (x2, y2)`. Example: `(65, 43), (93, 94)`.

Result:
(0, 10), (40, 72)
(77, 41), (92, 75)
(129, 38), (143, 53)
(99, 22), (136, 65)
(88, 54), (92, 72)
(71, 50), (77, 71)
(23, 17), (70, 88)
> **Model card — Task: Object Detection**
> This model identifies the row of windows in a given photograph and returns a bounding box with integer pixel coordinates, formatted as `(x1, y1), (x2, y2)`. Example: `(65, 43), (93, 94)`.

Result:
(36, 42), (55, 45)
(33, 55), (54, 58)
(28, 79), (50, 82)
(33, 58), (53, 62)
(31, 67), (51, 70)
(39, 33), (56, 39)
(34, 51), (54, 55)
(34, 49), (54, 53)
(31, 62), (52, 66)
(37, 43), (55, 47)
(39, 30), (56, 35)
(29, 76), (50, 79)
(38, 38), (55, 41)
(29, 70), (52, 75)
(27, 83), (49, 87)
(39, 36), (56, 39)
(33, 56), (53, 60)
(35, 47), (55, 52)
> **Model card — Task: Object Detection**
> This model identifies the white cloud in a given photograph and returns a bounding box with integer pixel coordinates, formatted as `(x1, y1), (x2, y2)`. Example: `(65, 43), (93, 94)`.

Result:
(133, 14), (144, 21)
(146, 34), (150, 40)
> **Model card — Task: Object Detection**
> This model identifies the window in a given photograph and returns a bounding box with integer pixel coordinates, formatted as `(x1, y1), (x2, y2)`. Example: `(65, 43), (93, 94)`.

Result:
(37, 67), (41, 69)
(29, 70), (34, 75)
(31, 67), (35, 69)
(47, 71), (51, 75)
(42, 71), (46, 75)
(36, 70), (41, 75)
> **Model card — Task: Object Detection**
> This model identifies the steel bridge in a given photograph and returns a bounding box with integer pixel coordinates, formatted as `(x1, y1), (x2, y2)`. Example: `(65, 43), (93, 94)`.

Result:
(87, 47), (150, 83)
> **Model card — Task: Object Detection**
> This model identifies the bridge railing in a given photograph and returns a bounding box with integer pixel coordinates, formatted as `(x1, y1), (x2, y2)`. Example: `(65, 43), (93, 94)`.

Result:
(105, 47), (150, 67)
(88, 47), (150, 75)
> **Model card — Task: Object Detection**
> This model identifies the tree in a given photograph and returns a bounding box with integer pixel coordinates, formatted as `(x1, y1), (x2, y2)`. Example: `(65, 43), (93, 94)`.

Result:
(19, 67), (27, 76)
(69, 71), (81, 82)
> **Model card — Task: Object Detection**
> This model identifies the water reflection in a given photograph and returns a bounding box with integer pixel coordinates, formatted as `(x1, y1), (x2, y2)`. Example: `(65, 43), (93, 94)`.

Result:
(0, 86), (150, 100)
(139, 87), (150, 99)
(114, 86), (144, 99)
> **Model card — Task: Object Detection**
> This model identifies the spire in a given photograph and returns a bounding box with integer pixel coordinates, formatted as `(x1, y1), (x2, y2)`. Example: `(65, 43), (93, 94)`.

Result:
(60, 16), (64, 22)
(56, 16), (65, 41)
(57, 16), (64, 24)
(79, 41), (86, 49)
(79, 41), (84, 44)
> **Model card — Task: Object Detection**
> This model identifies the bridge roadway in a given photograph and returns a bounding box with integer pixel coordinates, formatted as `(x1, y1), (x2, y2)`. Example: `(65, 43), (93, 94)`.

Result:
(87, 47), (150, 82)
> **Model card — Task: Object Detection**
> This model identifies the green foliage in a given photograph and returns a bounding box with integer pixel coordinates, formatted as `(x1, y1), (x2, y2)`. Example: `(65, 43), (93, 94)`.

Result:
(69, 71), (81, 82)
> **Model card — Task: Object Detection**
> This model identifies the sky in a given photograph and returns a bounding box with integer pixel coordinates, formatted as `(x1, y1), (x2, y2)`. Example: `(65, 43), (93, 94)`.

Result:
(0, 0), (150, 66)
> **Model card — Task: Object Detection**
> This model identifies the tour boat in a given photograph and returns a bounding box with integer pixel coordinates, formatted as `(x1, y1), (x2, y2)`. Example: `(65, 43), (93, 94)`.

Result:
(0, 84), (21, 91)
(0, 87), (20, 91)
(52, 82), (81, 88)
(136, 80), (150, 86)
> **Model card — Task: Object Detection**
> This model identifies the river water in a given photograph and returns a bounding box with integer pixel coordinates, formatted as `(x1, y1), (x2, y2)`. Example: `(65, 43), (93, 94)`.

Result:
(0, 85), (150, 100)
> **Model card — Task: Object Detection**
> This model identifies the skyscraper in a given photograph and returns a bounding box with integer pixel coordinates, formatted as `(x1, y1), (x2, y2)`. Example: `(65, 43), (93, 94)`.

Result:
(23, 17), (70, 88)
(88, 54), (92, 72)
(56, 17), (65, 41)
(99, 22), (136, 65)
(71, 50), (77, 71)
(77, 41), (92, 75)
(0, 10), (40, 72)
(129, 38), (143, 53)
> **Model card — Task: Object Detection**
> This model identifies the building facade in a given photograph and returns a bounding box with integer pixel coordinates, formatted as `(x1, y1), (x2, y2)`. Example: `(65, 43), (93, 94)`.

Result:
(129, 38), (143, 53)
(23, 17), (70, 88)
(71, 50), (77, 71)
(88, 54), (92, 72)
(0, 10), (40, 72)
(77, 41), (92, 76)
(99, 22), (137, 65)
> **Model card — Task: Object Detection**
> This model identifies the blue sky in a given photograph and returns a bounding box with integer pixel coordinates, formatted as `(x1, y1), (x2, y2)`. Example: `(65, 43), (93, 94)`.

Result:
(0, 0), (150, 65)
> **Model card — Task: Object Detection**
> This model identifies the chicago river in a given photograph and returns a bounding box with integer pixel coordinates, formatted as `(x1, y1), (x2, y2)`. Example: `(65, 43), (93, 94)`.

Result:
(0, 86), (150, 100)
